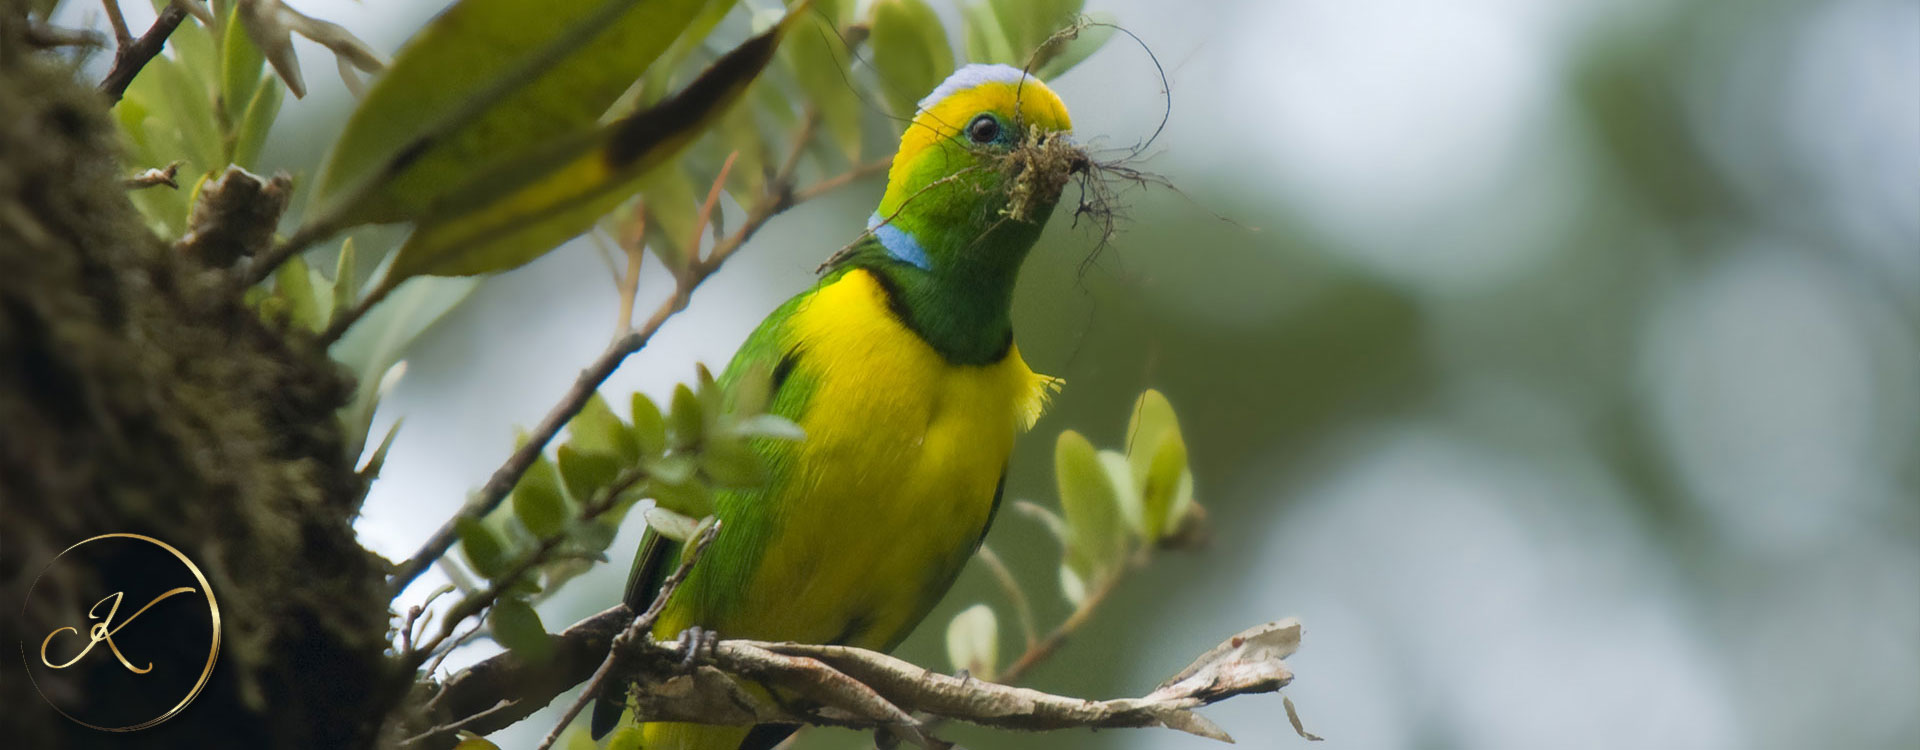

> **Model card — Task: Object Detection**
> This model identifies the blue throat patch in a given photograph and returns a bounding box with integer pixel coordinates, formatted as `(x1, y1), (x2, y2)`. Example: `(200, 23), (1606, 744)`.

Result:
(869, 212), (932, 271)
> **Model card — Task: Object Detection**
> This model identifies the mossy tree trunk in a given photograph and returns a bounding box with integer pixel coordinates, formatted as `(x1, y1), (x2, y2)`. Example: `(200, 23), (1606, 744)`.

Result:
(0, 27), (396, 750)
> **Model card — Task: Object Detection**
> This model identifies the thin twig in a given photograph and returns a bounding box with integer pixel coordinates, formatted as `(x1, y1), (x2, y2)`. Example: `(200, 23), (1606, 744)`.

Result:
(102, 0), (133, 45)
(531, 521), (722, 750)
(398, 698), (521, 748)
(386, 112), (834, 599)
(973, 545), (1038, 650)
(400, 467), (649, 672)
(614, 206), (646, 336)
(123, 161), (181, 190)
(99, 4), (187, 104)
(792, 156), (891, 203)
(689, 151), (740, 269)
(998, 554), (1135, 685)
(25, 21), (104, 49)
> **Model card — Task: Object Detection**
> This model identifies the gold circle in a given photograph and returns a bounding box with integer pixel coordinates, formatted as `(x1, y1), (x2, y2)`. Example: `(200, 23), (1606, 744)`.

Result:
(20, 533), (222, 732)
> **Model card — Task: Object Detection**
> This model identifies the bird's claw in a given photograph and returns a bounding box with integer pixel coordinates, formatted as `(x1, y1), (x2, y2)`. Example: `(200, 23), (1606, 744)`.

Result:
(675, 626), (717, 672)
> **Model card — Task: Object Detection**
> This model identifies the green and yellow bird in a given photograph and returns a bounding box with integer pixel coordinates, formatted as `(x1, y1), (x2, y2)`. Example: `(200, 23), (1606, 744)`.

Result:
(590, 64), (1078, 749)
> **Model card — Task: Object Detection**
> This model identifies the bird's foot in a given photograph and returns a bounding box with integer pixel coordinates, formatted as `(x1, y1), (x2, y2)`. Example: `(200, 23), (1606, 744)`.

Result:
(674, 626), (718, 672)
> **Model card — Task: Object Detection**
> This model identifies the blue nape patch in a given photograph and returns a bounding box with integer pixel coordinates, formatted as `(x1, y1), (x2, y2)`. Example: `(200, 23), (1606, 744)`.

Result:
(869, 212), (932, 270)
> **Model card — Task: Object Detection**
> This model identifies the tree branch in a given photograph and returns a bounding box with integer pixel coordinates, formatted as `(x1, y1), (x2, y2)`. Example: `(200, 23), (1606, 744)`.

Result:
(99, 3), (187, 104)
(416, 612), (1301, 749)
(530, 520), (720, 750)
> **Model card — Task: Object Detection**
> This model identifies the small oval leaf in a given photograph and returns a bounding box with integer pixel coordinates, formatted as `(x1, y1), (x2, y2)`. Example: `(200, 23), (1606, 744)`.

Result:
(945, 603), (1000, 680)
(457, 516), (508, 579)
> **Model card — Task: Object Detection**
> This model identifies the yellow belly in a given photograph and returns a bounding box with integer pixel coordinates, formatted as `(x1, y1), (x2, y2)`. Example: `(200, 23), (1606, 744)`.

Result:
(640, 270), (1055, 750)
(675, 268), (1054, 647)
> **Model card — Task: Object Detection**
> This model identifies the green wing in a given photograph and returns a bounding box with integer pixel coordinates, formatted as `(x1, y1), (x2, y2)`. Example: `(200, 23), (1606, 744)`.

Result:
(591, 284), (818, 738)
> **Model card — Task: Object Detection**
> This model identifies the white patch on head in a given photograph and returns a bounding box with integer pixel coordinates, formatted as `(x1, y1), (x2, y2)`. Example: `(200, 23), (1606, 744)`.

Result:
(917, 63), (1038, 113)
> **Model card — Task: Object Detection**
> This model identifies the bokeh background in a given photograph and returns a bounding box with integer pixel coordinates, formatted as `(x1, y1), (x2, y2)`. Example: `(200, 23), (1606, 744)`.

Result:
(63, 0), (1920, 747)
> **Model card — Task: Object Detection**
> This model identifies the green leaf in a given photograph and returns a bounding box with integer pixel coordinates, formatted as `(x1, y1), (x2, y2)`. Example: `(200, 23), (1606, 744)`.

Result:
(1125, 389), (1178, 493)
(1033, 13), (1115, 80)
(730, 414), (804, 442)
(512, 455), (568, 538)
(219, 2), (266, 129)
(231, 72), (283, 170)
(1055, 429), (1124, 582)
(1058, 563), (1085, 606)
(699, 437), (764, 488)
(726, 362), (775, 418)
(375, 11), (803, 280)
(783, 14), (863, 160)
(991, 0), (1081, 66)
(149, 57), (224, 177)
(556, 444), (622, 506)
(488, 597), (553, 661)
(945, 603), (999, 680)
(310, 0), (711, 224)
(457, 516), (508, 579)
(569, 392), (639, 464)
(962, 1), (1013, 64)
(646, 476), (713, 518)
(869, 0), (953, 119)
(642, 506), (703, 542)
(332, 237), (358, 319)
(1139, 427), (1190, 542)
(636, 165), (700, 274)
(358, 417), (403, 480)
(1098, 448), (1141, 537)
(669, 383), (704, 450)
(272, 256), (319, 330)
(711, 92), (770, 203)
(646, 454), (696, 486)
(630, 392), (668, 457)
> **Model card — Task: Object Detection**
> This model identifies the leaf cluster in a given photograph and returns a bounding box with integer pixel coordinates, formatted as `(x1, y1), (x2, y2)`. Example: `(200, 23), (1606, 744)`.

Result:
(451, 366), (799, 662)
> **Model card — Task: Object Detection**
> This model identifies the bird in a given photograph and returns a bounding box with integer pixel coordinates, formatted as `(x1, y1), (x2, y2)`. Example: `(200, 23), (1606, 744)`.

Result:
(590, 63), (1078, 749)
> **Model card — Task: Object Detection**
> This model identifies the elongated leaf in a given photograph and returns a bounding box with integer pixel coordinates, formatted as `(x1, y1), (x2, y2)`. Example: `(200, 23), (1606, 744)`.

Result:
(457, 516), (508, 579)
(310, 0), (711, 225)
(557, 444), (622, 505)
(231, 72), (283, 170)
(870, 0), (954, 119)
(379, 9), (805, 279)
(1033, 13), (1116, 80)
(630, 393), (668, 457)
(220, 3), (266, 128)
(512, 454), (568, 538)
(784, 13), (862, 159)
(274, 255), (320, 331)
(1125, 389), (1179, 492)
(489, 597), (552, 660)
(569, 392), (639, 464)
(1056, 429), (1124, 581)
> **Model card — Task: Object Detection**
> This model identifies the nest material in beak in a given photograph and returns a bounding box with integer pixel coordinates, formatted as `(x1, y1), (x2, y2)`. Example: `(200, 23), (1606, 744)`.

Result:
(1001, 130), (1089, 223)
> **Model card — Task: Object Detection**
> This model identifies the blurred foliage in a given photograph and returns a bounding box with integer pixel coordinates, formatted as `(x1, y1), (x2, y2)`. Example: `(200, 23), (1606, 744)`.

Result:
(451, 365), (800, 662)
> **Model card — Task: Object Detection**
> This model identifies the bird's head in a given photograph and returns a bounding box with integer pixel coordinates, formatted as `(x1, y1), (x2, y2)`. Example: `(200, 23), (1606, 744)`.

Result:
(868, 64), (1082, 273)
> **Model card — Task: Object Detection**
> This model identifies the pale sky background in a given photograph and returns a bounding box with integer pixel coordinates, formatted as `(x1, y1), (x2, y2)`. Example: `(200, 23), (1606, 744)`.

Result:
(64, 0), (1920, 747)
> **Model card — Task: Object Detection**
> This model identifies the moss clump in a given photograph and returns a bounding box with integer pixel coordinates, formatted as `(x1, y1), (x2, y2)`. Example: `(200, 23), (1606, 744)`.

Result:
(0, 41), (390, 750)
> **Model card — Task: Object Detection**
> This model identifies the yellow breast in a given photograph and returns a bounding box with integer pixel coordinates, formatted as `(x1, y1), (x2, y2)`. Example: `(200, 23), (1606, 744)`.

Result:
(723, 269), (1057, 648)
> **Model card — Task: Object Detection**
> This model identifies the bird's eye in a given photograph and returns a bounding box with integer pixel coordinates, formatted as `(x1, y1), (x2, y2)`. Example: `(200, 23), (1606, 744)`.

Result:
(966, 114), (1001, 144)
